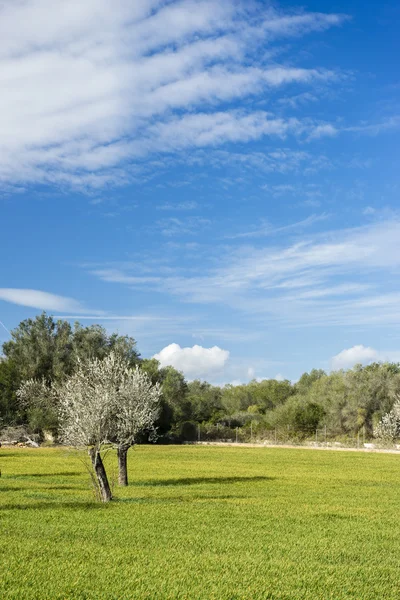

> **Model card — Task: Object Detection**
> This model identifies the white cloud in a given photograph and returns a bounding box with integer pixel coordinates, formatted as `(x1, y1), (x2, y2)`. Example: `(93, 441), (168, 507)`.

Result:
(279, 91), (318, 109)
(0, 288), (89, 312)
(157, 201), (198, 211)
(331, 345), (400, 371)
(346, 117), (400, 136)
(308, 123), (338, 140)
(154, 343), (230, 379)
(226, 213), (329, 239)
(210, 149), (332, 175)
(0, 0), (346, 189)
(331, 345), (378, 370)
(137, 111), (303, 154)
(156, 216), (211, 236)
(91, 217), (400, 328)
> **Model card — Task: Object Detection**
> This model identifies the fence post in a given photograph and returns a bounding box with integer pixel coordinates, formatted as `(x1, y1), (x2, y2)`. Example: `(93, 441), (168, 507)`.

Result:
(363, 426), (365, 445)
(198, 424), (201, 443)
(236, 427), (238, 444)
(324, 425), (327, 444)
(316, 429), (318, 443)
(250, 422), (253, 443)
(274, 428), (277, 444)
(357, 430), (360, 449)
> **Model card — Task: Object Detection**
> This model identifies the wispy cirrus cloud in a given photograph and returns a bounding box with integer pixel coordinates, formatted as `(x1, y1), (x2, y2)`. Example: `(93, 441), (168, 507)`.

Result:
(157, 201), (199, 211)
(155, 216), (212, 237)
(226, 213), (330, 239)
(307, 116), (400, 141)
(206, 148), (333, 175)
(0, 0), (348, 189)
(89, 217), (400, 328)
(0, 288), (99, 314)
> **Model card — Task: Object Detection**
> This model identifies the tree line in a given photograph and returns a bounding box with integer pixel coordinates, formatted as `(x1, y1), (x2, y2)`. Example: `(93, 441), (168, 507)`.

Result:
(1, 313), (400, 447)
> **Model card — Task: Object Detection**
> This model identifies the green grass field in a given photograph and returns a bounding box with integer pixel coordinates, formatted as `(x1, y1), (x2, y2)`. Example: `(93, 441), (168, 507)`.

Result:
(1, 446), (399, 600)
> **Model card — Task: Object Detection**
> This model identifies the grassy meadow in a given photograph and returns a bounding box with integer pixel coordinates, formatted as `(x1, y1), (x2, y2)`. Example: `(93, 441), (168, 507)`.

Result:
(1, 445), (399, 600)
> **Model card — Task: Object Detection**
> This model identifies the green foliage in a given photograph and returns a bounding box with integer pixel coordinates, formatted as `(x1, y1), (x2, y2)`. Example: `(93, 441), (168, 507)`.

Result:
(177, 420), (198, 441)
(2, 313), (74, 382)
(140, 358), (162, 385)
(1, 446), (400, 599)
(160, 366), (188, 417)
(0, 359), (20, 426)
(141, 361), (190, 435)
(1, 313), (140, 434)
(295, 368), (326, 394)
(72, 323), (140, 366)
(3, 313), (140, 386)
(220, 378), (293, 415)
(3, 312), (400, 443)
(247, 378), (294, 411)
(186, 380), (223, 422)
(293, 401), (325, 434)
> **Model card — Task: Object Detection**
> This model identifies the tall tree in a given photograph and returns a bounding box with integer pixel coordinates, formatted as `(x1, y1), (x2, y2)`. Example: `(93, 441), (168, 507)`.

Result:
(3, 314), (141, 434)
(72, 323), (140, 366)
(140, 360), (188, 435)
(3, 313), (73, 382)
(3, 314), (140, 384)
(0, 358), (20, 427)
(17, 378), (57, 434)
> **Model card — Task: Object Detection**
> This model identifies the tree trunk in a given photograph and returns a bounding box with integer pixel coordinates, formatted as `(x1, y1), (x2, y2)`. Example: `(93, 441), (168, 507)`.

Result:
(89, 447), (112, 502)
(117, 444), (130, 486)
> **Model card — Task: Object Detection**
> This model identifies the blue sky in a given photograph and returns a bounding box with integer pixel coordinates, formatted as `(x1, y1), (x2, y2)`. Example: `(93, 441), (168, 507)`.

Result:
(1, 0), (399, 383)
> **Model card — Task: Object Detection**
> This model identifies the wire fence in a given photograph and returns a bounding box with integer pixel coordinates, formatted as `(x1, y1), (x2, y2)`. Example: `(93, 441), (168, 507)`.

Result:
(189, 423), (400, 450)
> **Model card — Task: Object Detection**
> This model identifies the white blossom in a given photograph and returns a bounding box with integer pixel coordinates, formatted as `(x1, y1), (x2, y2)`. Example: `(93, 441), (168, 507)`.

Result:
(56, 352), (160, 449)
(113, 365), (161, 447)
(375, 395), (400, 441)
(17, 377), (53, 409)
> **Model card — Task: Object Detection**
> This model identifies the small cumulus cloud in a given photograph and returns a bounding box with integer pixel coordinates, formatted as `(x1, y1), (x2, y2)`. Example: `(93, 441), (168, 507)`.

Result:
(331, 345), (378, 370)
(154, 343), (229, 379)
(331, 345), (400, 371)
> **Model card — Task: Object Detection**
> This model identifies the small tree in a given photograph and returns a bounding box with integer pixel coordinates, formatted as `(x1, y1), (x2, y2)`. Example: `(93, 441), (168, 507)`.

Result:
(375, 395), (400, 442)
(56, 355), (122, 502)
(17, 378), (58, 436)
(56, 353), (160, 499)
(112, 366), (161, 486)
(18, 353), (161, 501)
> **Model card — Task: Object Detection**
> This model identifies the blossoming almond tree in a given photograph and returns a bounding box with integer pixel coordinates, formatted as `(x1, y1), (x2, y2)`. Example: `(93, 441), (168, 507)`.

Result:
(18, 367), (116, 501)
(112, 365), (161, 486)
(55, 354), (121, 502)
(375, 395), (400, 442)
(18, 353), (161, 501)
